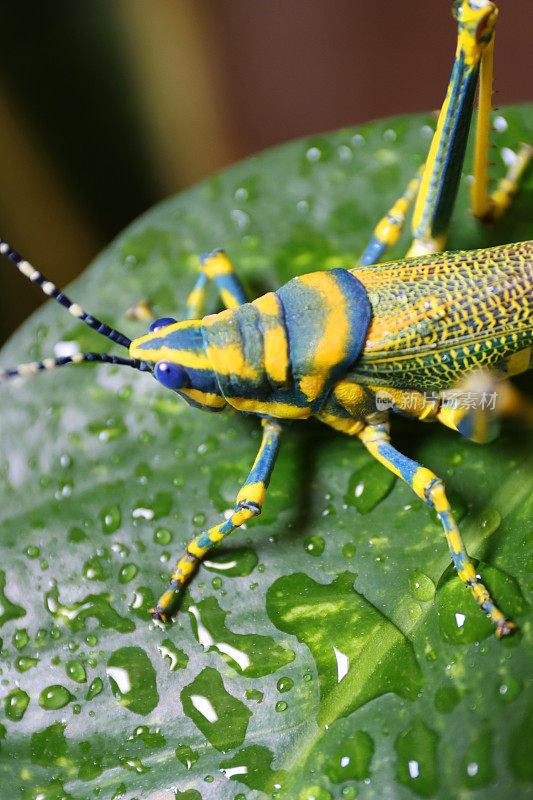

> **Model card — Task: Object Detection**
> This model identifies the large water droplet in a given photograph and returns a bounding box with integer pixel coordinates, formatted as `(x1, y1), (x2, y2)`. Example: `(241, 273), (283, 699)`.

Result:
(5, 687), (30, 721)
(175, 743), (199, 770)
(460, 727), (494, 788)
(66, 660), (87, 683)
(12, 628), (29, 650)
(219, 744), (288, 793)
(158, 638), (189, 671)
(327, 730), (374, 782)
(203, 546), (258, 577)
(100, 504), (122, 534)
(181, 667), (251, 751)
(188, 596), (294, 677)
(266, 572), (421, 727)
(344, 461), (396, 513)
(395, 716), (438, 797)
(277, 677), (294, 694)
(39, 684), (75, 710)
(45, 585), (135, 633)
(107, 646), (159, 715)
(86, 677), (104, 700)
(0, 570), (26, 627)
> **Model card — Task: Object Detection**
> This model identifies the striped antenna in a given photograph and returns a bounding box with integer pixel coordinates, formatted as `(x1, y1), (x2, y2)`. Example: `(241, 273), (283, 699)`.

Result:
(0, 352), (152, 381)
(0, 238), (132, 349)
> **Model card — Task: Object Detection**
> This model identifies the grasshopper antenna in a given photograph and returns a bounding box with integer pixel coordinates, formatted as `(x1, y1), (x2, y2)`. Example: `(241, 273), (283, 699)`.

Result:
(0, 237), (132, 349)
(0, 352), (152, 381)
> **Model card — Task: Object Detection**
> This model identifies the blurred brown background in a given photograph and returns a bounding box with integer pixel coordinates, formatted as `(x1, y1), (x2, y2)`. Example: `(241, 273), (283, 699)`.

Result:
(0, 0), (530, 343)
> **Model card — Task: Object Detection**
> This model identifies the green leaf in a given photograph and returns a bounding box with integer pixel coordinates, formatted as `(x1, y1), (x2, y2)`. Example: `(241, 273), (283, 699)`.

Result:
(0, 106), (532, 800)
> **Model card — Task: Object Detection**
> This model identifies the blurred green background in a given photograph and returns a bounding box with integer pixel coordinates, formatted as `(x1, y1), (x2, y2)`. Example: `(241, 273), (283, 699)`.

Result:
(0, 0), (531, 343)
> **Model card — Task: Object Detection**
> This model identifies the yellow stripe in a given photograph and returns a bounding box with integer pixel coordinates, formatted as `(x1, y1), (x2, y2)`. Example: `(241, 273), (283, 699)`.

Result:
(227, 397), (312, 418)
(205, 341), (258, 380)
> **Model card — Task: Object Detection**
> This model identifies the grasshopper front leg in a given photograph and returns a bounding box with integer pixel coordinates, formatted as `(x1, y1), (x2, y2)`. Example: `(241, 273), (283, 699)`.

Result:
(151, 418), (283, 621)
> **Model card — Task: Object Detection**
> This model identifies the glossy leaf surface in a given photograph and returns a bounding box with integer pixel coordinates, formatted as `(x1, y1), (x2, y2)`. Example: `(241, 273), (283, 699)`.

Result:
(0, 107), (532, 800)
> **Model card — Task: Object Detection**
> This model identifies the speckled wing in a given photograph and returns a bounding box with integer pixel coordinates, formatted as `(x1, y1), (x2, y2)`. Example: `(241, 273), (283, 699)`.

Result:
(349, 241), (533, 391)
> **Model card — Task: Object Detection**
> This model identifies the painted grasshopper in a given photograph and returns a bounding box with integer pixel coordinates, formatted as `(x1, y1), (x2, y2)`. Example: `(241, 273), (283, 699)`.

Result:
(0, 0), (531, 637)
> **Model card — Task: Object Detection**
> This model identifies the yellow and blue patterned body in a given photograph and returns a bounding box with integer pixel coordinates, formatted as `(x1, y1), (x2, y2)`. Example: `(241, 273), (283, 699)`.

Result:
(1, 1), (530, 637)
(130, 267), (371, 420)
(129, 241), (533, 435)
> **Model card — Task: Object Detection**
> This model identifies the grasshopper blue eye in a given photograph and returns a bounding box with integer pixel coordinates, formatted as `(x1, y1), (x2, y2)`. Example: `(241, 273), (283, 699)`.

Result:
(154, 360), (187, 390)
(149, 317), (177, 333)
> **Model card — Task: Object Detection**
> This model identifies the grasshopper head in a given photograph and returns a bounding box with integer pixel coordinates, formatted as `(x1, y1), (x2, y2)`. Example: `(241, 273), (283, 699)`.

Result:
(130, 317), (226, 412)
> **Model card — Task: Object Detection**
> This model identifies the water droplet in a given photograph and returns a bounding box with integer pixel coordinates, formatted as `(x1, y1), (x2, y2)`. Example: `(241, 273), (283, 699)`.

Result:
(219, 744), (287, 792)
(341, 788), (357, 799)
(0, 570), (26, 626)
(461, 727), (494, 788)
(203, 546), (258, 577)
(15, 656), (39, 672)
(128, 724), (166, 749)
(298, 787), (332, 800)
(306, 146), (321, 162)
(175, 743), (199, 770)
(434, 685), (460, 714)
(188, 596), (294, 677)
(267, 572), (421, 727)
(39, 684), (75, 710)
(129, 586), (156, 619)
(158, 638), (188, 671)
(107, 647), (159, 715)
(409, 570), (436, 602)
(154, 527), (172, 545)
(5, 687), (30, 721)
(66, 660), (87, 683)
(12, 628), (29, 650)
(83, 553), (110, 581)
(496, 677), (522, 703)
(395, 716), (438, 797)
(192, 512), (206, 527)
(118, 563), (138, 584)
(342, 542), (356, 558)
(181, 667), (251, 751)
(304, 535), (325, 557)
(45, 585), (135, 633)
(86, 677), (104, 700)
(345, 462), (396, 513)
(275, 701), (287, 712)
(327, 730), (374, 782)
(100, 504), (121, 534)
(245, 689), (263, 703)
(24, 545), (40, 559)
(277, 677), (294, 693)
(88, 417), (127, 442)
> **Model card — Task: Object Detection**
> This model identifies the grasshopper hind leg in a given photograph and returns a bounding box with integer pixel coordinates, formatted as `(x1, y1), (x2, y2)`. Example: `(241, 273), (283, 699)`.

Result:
(358, 417), (516, 638)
